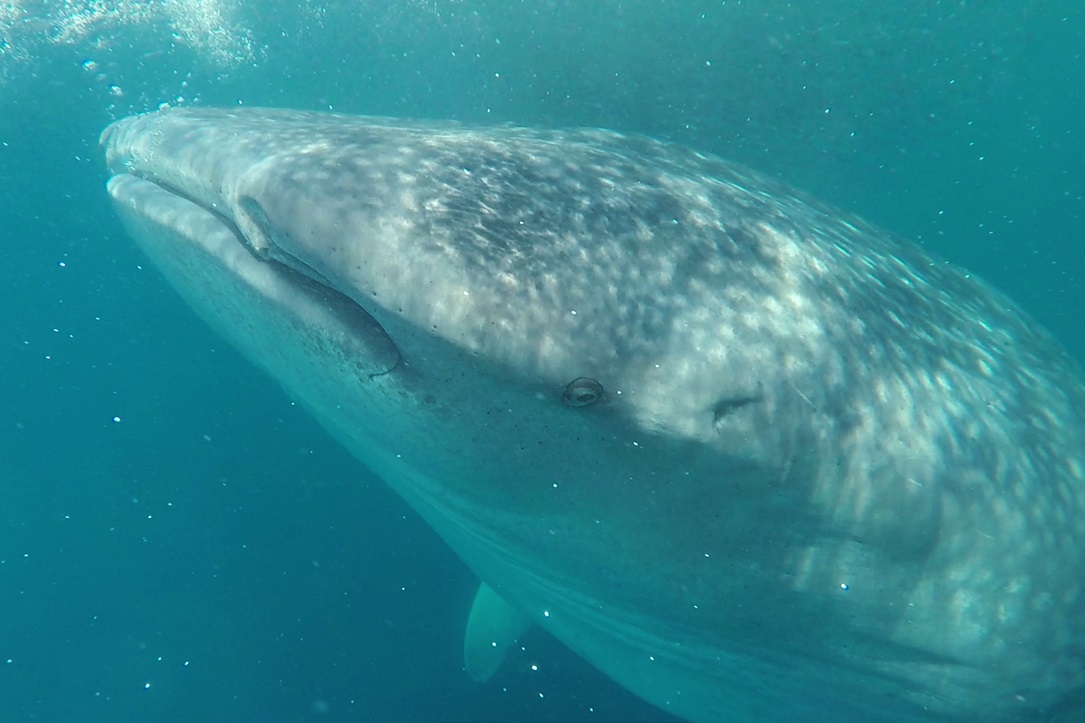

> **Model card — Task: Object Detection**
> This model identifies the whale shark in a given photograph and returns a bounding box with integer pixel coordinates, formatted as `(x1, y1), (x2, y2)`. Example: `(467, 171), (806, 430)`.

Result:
(101, 108), (1085, 722)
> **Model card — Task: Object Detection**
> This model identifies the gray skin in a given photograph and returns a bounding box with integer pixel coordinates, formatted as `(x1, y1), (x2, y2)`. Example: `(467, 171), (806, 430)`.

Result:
(102, 108), (1085, 722)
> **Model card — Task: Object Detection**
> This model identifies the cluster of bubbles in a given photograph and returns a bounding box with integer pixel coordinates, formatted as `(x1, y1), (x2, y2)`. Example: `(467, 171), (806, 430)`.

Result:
(0, 0), (258, 92)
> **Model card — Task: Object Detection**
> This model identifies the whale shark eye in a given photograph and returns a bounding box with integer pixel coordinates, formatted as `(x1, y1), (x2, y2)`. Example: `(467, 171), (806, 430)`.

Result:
(563, 377), (603, 407)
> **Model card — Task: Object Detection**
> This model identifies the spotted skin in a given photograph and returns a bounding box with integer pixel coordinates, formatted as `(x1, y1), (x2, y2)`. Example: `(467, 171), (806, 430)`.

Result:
(103, 108), (1085, 722)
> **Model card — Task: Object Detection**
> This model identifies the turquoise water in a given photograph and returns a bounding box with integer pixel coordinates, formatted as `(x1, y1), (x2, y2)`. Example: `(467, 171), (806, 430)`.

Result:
(1, 2), (1083, 721)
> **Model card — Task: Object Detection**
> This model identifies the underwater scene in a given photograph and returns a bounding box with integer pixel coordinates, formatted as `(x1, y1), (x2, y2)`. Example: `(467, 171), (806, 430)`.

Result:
(2, 2), (1083, 721)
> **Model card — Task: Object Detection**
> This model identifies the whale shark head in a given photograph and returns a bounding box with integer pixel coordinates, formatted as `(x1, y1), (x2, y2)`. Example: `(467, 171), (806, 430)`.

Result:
(102, 107), (1085, 722)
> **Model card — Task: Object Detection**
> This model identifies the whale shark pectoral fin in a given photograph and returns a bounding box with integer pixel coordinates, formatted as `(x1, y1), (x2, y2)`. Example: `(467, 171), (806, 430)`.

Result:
(463, 581), (532, 682)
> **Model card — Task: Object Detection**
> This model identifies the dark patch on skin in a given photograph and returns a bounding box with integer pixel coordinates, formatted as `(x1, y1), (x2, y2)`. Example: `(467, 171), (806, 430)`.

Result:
(711, 395), (762, 425)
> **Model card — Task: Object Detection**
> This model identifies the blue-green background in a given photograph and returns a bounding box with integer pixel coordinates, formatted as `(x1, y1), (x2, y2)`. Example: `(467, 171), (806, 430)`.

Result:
(1, 2), (1082, 720)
